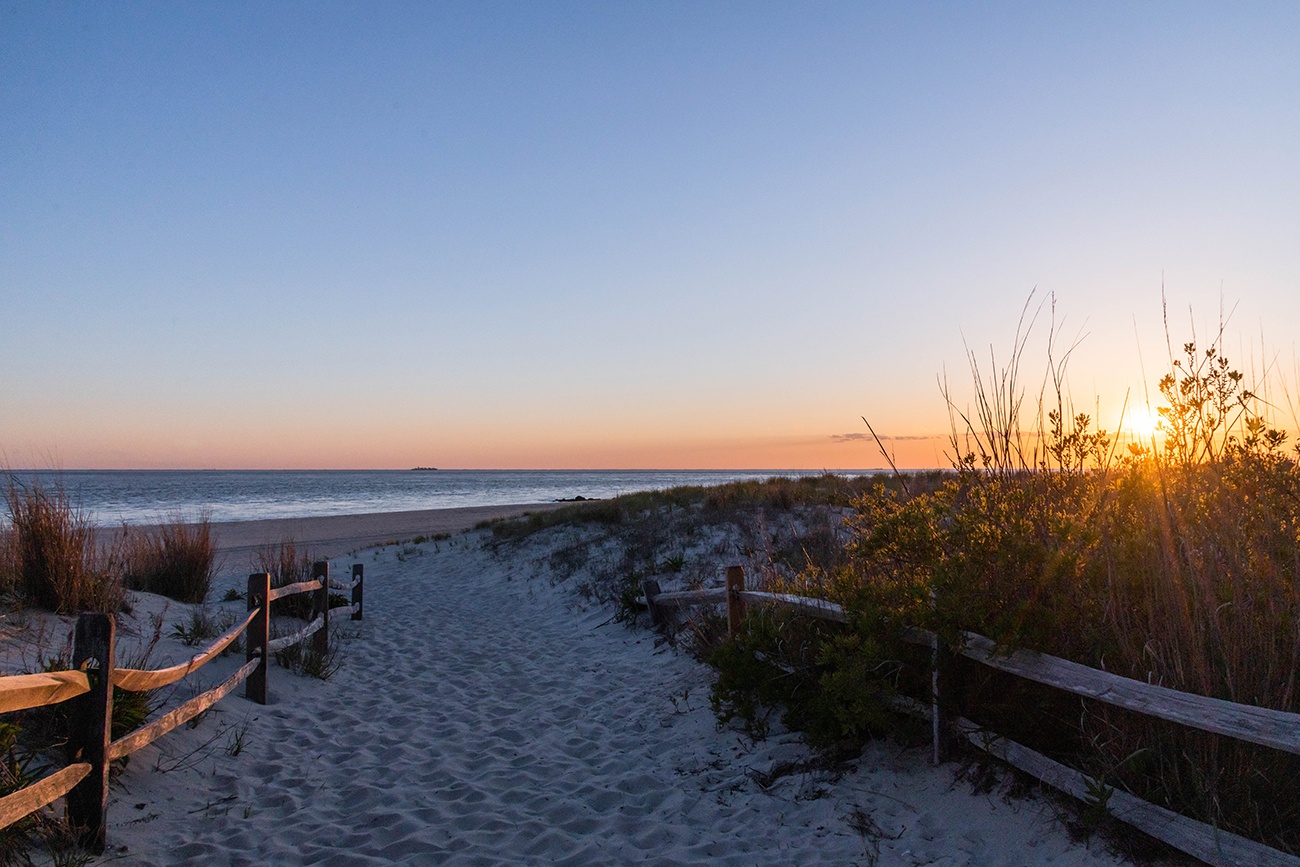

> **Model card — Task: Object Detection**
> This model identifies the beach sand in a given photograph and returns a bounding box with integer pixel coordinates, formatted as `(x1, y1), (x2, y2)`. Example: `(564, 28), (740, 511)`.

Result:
(6, 507), (1133, 865)
(136, 501), (571, 565)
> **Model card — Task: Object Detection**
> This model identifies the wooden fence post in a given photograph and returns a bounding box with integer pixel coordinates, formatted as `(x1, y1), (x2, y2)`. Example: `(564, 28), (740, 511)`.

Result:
(312, 561), (329, 659)
(67, 612), (114, 853)
(930, 588), (949, 765)
(246, 572), (270, 705)
(642, 579), (662, 627)
(931, 633), (949, 764)
(726, 565), (746, 638)
(351, 563), (363, 621)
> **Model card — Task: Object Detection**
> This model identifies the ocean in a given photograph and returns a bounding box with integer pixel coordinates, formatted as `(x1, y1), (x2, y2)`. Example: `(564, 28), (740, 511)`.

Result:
(3, 469), (878, 526)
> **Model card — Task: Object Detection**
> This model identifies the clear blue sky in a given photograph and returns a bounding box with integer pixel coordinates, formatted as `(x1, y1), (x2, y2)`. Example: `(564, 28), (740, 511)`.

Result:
(3, 1), (1298, 469)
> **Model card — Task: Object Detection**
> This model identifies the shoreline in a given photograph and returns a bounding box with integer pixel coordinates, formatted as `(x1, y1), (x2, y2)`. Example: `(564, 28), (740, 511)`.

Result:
(134, 502), (571, 565)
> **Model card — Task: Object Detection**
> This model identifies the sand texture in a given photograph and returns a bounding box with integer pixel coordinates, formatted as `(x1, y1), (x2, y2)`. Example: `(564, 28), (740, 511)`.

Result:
(61, 523), (1137, 866)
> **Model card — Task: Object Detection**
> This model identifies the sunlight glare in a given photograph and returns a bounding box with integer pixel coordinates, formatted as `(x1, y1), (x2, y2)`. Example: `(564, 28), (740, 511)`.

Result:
(1124, 406), (1161, 439)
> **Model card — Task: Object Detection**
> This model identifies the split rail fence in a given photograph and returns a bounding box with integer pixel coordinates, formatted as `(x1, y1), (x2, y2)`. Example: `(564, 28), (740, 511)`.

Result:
(643, 565), (1300, 867)
(0, 562), (364, 853)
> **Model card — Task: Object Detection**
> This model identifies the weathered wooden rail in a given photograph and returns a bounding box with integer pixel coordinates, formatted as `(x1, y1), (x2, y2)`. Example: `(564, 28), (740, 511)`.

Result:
(0, 561), (364, 852)
(643, 566), (1300, 867)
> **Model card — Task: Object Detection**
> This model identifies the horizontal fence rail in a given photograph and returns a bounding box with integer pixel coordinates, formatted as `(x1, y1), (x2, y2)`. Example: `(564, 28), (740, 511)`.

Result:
(644, 566), (1300, 867)
(0, 560), (364, 853)
(949, 631), (1300, 756)
(0, 763), (91, 833)
(112, 609), (260, 693)
(0, 671), (91, 715)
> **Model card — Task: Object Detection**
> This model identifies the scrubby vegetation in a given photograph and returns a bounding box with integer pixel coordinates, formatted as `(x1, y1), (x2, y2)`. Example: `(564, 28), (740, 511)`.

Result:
(1, 478), (219, 612)
(725, 332), (1300, 855)
(486, 309), (1300, 858)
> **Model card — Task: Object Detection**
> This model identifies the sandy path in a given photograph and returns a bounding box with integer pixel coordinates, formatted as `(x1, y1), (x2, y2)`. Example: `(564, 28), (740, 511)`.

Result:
(102, 531), (1130, 866)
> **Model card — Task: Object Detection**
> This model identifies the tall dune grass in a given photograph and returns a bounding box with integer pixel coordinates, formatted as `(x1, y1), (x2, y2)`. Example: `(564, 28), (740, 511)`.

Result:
(120, 514), (216, 604)
(2, 479), (124, 614)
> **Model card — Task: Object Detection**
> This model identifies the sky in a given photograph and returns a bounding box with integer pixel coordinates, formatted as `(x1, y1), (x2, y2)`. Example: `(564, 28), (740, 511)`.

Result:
(2, 1), (1299, 470)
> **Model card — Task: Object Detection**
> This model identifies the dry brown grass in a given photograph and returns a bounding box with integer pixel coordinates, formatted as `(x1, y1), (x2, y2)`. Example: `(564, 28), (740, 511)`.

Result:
(120, 514), (216, 604)
(2, 479), (123, 614)
(0, 523), (15, 600)
(254, 538), (317, 619)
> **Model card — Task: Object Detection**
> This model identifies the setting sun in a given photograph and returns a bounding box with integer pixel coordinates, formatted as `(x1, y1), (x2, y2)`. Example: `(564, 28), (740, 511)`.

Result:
(1122, 405), (1162, 440)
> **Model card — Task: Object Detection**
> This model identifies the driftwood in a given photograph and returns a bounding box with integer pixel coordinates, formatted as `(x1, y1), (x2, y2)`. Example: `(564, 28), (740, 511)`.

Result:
(0, 670), (90, 715)
(0, 763), (91, 831)
(113, 609), (259, 693)
(108, 657), (261, 762)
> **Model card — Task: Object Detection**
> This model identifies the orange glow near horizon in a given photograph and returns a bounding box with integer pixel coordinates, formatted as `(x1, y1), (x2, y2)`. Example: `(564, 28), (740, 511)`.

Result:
(3, 426), (955, 471)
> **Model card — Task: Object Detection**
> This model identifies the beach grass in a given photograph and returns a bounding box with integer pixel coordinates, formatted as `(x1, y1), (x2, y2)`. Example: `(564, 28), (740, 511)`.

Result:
(254, 538), (318, 620)
(120, 514), (217, 605)
(2, 478), (124, 615)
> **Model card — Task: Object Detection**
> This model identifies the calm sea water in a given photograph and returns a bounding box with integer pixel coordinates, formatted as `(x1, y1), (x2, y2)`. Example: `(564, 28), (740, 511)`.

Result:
(5, 470), (877, 526)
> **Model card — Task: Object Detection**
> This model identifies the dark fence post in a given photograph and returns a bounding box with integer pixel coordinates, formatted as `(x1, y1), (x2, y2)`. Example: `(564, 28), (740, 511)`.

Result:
(247, 572), (270, 705)
(726, 565), (746, 638)
(67, 612), (114, 853)
(351, 563), (363, 621)
(642, 578), (662, 627)
(311, 561), (329, 659)
(930, 588), (950, 764)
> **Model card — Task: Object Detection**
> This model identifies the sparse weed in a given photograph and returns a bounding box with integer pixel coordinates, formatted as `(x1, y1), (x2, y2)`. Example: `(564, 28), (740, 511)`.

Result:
(170, 606), (223, 647)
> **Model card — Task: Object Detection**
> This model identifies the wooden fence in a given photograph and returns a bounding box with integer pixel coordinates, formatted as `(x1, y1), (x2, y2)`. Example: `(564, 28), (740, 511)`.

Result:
(0, 562), (364, 853)
(643, 565), (1300, 867)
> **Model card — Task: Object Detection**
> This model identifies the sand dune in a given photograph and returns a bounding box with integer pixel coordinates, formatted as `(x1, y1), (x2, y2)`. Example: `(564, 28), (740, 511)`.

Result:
(85, 521), (1132, 865)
